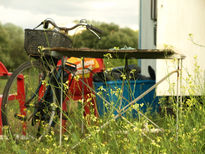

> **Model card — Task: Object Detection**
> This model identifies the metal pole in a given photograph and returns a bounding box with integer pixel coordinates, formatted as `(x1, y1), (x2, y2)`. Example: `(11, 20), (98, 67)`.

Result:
(179, 58), (183, 138)
(180, 58), (183, 118)
(59, 57), (64, 146)
(176, 59), (180, 141)
(81, 58), (85, 133)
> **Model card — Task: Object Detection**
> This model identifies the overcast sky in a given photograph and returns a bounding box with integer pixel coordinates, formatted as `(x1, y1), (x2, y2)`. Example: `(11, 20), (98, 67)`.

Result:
(0, 0), (139, 30)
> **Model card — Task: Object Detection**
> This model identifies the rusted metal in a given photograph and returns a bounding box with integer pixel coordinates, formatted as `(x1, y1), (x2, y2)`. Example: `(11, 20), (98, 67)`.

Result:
(43, 47), (185, 59)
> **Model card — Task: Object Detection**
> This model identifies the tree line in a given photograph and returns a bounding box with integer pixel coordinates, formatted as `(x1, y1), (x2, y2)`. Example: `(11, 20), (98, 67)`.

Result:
(0, 22), (28, 70)
(71, 21), (138, 49)
(0, 21), (138, 71)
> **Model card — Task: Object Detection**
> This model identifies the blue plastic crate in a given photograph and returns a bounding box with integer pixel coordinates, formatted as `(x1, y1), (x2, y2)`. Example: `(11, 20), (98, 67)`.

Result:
(94, 80), (159, 117)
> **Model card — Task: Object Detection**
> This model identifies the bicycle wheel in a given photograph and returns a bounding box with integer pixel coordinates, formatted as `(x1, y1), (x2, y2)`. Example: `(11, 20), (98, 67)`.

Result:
(1, 60), (56, 139)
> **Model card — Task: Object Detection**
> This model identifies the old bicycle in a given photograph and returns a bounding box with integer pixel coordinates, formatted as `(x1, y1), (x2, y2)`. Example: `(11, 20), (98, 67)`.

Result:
(1, 19), (103, 139)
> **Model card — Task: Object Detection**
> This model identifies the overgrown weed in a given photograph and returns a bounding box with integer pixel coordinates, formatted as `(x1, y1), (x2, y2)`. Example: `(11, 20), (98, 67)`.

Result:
(1, 56), (205, 153)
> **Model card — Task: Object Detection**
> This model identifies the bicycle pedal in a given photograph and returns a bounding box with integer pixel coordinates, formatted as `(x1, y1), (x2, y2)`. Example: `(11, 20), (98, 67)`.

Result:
(14, 113), (27, 121)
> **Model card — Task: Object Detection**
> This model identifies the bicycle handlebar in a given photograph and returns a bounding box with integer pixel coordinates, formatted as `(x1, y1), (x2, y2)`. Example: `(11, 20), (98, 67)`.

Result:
(86, 24), (102, 34)
(34, 19), (102, 38)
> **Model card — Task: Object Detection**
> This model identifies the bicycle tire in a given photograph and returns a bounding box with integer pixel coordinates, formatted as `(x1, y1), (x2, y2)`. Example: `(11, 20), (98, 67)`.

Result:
(1, 60), (56, 139)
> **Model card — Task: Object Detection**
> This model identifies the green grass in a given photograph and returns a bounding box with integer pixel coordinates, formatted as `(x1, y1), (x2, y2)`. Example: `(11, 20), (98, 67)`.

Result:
(0, 96), (204, 153)
(0, 79), (7, 94)
(0, 59), (205, 153)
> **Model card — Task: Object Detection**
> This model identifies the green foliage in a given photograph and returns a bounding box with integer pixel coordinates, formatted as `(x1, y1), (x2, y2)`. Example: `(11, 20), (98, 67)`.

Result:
(72, 21), (138, 49)
(0, 96), (205, 153)
(71, 21), (138, 68)
(0, 22), (28, 71)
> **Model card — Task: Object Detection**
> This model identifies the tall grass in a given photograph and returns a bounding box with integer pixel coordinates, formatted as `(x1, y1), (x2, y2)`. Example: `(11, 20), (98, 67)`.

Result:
(0, 57), (205, 153)
(1, 99), (204, 153)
